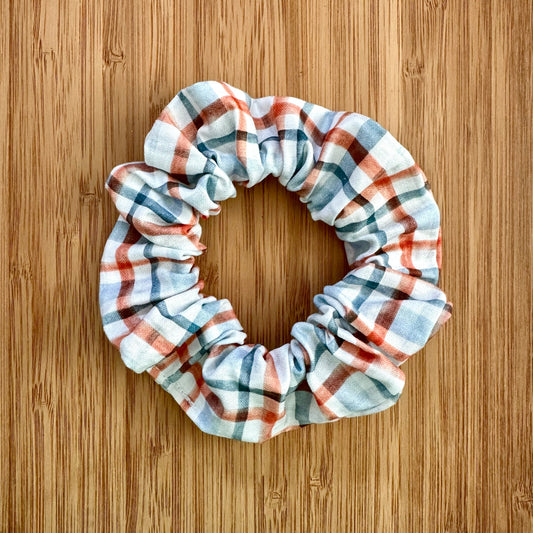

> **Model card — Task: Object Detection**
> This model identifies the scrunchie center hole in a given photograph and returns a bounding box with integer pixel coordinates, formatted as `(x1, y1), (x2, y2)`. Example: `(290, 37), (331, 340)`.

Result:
(196, 177), (348, 350)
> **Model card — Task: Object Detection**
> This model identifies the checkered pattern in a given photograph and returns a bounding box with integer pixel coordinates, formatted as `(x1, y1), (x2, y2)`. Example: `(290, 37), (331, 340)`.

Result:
(99, 81), (453, 443)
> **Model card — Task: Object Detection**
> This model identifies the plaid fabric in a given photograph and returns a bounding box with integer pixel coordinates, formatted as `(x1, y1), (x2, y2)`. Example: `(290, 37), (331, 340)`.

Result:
(99, 81), (453, 443)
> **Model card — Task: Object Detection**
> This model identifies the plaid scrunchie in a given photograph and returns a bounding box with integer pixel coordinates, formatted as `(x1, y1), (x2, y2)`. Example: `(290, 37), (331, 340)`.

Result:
(99, 81), (453, 443)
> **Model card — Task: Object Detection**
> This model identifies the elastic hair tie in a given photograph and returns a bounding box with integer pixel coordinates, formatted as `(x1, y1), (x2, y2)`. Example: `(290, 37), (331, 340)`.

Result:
(99, 80), (453, 443)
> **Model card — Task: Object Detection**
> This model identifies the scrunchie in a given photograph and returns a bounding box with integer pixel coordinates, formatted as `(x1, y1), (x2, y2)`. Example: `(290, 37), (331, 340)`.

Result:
(99, 81), (453, 443)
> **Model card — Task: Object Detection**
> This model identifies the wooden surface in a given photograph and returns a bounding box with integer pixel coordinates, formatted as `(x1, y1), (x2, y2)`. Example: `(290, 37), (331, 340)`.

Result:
(2, 1), (532, 531)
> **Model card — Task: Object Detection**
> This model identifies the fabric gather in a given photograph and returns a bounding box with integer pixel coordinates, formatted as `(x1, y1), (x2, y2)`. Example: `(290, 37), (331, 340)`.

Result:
(99, 80), (453, 443)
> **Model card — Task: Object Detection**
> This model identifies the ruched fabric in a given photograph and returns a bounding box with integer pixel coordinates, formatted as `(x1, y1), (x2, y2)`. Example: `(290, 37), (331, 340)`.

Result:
(99, 81), (453, 443)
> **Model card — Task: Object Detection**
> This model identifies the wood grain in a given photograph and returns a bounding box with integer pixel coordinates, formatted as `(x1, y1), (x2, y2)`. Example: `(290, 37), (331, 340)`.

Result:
(2, 0), (532, 531)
